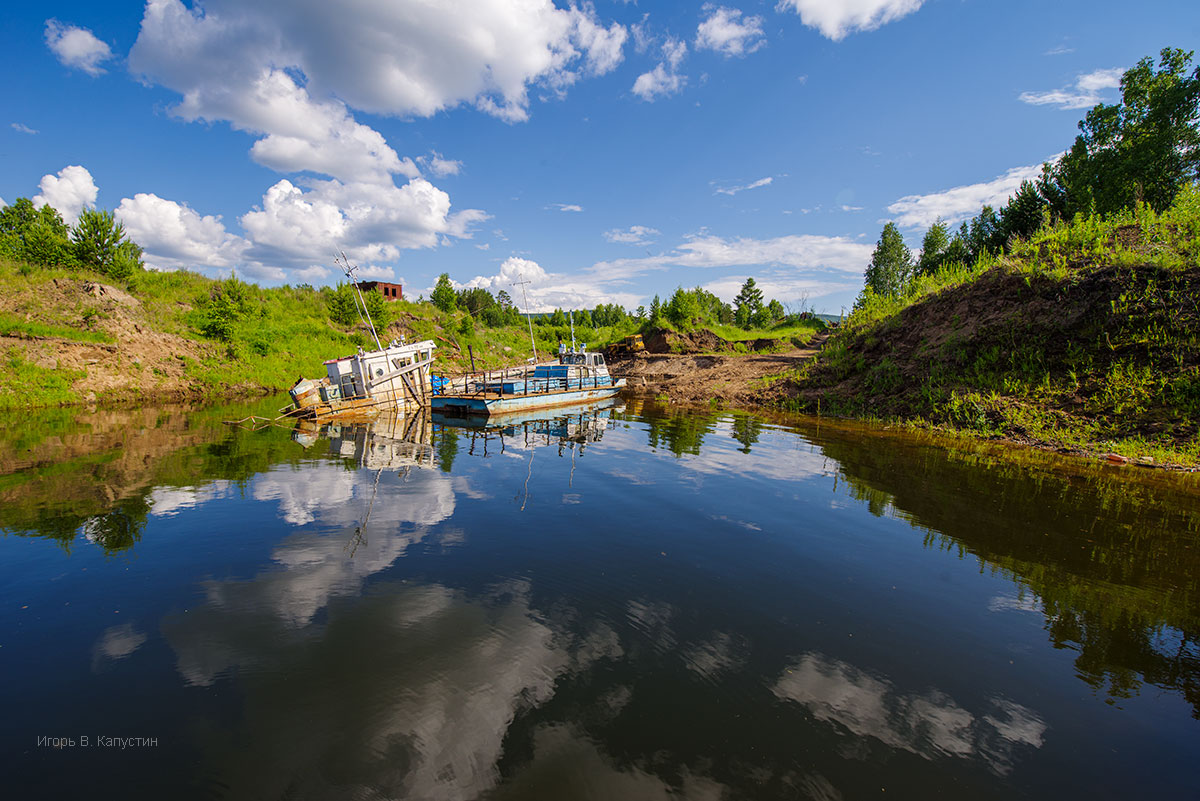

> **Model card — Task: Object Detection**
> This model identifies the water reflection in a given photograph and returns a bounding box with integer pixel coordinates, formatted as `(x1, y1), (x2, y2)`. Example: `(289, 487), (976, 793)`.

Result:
(164, 576), (627, 799)
(772, 653), (1046, 775)
(3, 398), (1200, 799)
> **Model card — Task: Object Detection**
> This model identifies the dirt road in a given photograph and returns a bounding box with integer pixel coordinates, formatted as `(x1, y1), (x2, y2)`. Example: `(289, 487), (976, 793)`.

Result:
(609, 331), (830, 406)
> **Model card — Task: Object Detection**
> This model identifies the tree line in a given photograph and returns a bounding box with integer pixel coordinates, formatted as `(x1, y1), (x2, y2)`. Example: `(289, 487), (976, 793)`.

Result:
(0, 198), (144, 280)
(863, 47), (1200, 302)
(424, 271), (795, 334)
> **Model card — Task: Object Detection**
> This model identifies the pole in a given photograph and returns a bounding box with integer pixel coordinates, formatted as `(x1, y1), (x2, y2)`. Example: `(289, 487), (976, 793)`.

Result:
(337, 252), (382, 351)
(512, 276), (537, 362)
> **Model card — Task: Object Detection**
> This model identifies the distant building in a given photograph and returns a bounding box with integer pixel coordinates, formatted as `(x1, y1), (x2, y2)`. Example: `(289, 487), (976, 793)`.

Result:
(357, 281), (403, 301)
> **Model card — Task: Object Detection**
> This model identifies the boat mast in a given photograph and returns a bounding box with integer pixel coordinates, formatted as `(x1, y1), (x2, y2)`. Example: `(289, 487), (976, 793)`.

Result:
(336, 252), (383, 351)
(569, 310), (577, 353)
(511, 276), (538, 362)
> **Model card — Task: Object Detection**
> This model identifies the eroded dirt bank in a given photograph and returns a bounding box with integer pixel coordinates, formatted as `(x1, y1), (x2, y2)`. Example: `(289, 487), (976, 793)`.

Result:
(608, 329), (830, 406)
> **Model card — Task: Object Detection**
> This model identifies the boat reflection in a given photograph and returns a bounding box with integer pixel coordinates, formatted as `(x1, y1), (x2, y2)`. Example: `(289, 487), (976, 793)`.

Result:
(434, 398), (622, 456)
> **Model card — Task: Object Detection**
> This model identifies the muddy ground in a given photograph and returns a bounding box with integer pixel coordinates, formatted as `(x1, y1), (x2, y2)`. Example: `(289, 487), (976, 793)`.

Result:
(608, 329), (830, 406)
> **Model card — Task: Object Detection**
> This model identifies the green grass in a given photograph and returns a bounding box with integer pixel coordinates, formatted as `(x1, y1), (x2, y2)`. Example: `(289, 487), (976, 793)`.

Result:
(782, 186), (1200, 467)
(0, 312), (115, 344)
(0, 347), (84, 409)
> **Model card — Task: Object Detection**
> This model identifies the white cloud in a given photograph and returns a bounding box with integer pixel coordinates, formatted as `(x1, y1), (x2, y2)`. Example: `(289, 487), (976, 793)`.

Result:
(603, 225), (660, 245)
(695, 6), (765, 57)
(11, 123), (38, 135)
(44, 19), (113, 76)
(1044, 44), (1074, 56)
(240, 178), (487, 269)
(129, 0), (626, 126)
(633, 38), (688, 101)
(703, 273), (857, 304)
(457, 256), (642, 312)
(776, 0), (924, 41)
(886, 159), (1056, 229)
(589, 232), (873, 282)
(1019, 67), (1124, 110)
(554, 203), (584, 212)
(116, 193), (250, 270)
(418, 152), (463, 177)
(122, 0), (628, 279)
(714, 176), (773, 196)
(32, 165), (98, 225)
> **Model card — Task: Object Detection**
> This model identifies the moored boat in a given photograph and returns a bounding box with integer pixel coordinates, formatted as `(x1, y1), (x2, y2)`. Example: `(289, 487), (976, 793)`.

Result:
(287, 338), (437, 420)
(431, 345), (625, 417)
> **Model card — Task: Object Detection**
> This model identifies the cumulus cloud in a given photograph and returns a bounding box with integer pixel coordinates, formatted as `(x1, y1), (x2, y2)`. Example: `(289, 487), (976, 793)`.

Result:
(121, 0), (628, 279)
(44, 19), (113, 75)
(633, 37), (688, 101)
(603, 225), (660, 245)
(713, 176), (773, 196)
(129, 0), (627, 125)
(589, 232), (874, 283)
(695, 6), (766, 57)
(1019, 67), (1124, 110)
(240, 178), (487, 269)
(776, 0), (924, 41)
(32, 164), (98, 225)
(116, 193), (250, 271)
(886, 159), (1057, 229)
(456, 256), (642, 312)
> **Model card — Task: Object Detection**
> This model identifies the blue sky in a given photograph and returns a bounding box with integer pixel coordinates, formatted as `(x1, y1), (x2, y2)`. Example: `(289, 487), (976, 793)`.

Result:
(2, 1), (1197, 313)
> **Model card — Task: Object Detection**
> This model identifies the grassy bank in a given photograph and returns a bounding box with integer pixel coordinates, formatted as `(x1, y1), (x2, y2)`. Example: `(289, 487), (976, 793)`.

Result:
(772, 188), (1200, 466)
(0, 258), (656, 410)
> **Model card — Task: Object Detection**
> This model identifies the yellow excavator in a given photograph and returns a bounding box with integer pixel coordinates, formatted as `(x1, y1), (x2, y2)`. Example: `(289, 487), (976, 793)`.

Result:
(605, 333), (646, 357)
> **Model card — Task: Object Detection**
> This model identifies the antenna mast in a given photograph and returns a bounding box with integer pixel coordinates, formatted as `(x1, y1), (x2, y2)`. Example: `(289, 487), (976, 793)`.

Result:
(336, 252), (383, 351)
(511, 276), (537, 362)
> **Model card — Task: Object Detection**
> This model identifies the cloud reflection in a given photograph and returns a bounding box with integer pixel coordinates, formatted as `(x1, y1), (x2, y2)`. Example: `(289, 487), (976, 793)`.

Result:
(772, 652), (1045, 774)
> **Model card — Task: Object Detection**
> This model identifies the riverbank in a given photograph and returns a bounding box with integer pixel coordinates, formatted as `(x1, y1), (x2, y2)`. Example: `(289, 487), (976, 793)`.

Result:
(759, 194), (1200, 469)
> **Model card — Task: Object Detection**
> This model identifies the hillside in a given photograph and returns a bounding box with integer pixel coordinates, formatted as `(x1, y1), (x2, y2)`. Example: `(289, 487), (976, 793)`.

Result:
(765, 190), (1200, 466)
(0, 262), (640, 410)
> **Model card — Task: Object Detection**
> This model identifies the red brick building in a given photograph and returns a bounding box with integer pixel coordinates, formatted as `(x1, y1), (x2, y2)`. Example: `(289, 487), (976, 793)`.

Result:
(357, 281), (403, 301)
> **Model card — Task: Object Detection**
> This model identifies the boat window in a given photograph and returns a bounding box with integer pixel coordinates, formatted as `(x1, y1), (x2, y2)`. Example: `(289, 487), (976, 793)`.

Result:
(596, 355), (605, 365)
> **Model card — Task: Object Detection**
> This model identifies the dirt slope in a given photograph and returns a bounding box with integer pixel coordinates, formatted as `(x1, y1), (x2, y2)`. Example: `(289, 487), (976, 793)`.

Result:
(611, 331), (829, 405)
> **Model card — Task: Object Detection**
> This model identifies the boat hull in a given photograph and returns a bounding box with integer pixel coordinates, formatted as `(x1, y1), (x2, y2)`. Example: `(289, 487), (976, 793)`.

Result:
(431, 381), (625, 417)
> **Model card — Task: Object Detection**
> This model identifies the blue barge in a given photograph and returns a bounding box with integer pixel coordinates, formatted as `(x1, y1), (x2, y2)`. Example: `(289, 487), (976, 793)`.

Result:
(431, 349), (626, 417)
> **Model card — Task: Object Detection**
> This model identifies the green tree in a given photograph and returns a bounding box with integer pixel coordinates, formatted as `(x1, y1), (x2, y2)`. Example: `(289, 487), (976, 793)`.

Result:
(733, 277), (764, 328)
(73, 209), (141, 279)
(998, 180), (1047, 245)
(201, 275), (258, 340)
(966, 206), (1001, 259)
(326, 284), (361, 327)
(549, 307), (567, 326)
(1, 200), (77, 267)
(665, 287), (701, 330)
(767, 298), (785, 323)
(431, 273), (457, 312)
(363, 285), (391, 330)
(648, 294), (662, 324)
(1049, 47), (1200, 216)
(942, 230), (971, 266)
(456, 286), (496, 316)
(863, 222), (914, 297)
(916, 219), (950, 276)
(496, 289), (513, 309)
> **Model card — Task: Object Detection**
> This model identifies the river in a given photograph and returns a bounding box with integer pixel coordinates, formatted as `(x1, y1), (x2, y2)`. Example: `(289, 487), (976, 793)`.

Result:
(2, 397), (1198, 799)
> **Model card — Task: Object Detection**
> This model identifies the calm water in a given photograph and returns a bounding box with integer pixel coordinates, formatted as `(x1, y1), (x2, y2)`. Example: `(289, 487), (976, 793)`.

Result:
(3, 397), (1199, 800)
